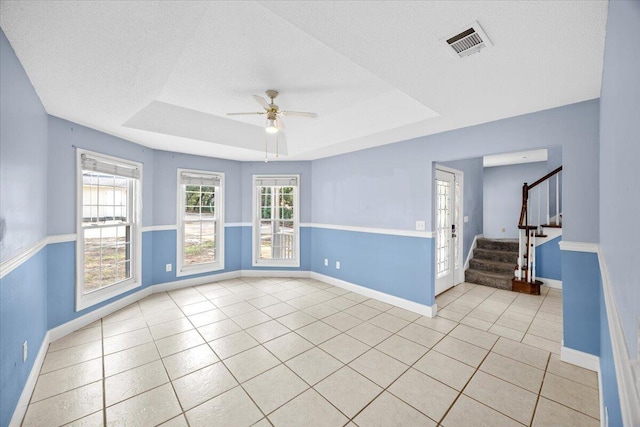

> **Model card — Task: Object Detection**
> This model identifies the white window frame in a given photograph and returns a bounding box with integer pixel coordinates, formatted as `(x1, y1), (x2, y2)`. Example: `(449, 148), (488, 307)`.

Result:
(75, 149), (143, 311)
(176, 169), (225, 277)
(252, 174), (300, 268)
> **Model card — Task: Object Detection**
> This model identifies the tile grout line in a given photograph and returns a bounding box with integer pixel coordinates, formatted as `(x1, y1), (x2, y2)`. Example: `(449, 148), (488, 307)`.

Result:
(24, 280), (574, 427)
(529, 352), (552, 426)
(181, 280), (297, 425)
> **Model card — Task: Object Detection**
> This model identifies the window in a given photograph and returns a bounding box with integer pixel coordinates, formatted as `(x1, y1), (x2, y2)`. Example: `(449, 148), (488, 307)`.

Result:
(253, 175), (299, 267)
(177, 169), (224, 276)
(76, 150), (142, 311)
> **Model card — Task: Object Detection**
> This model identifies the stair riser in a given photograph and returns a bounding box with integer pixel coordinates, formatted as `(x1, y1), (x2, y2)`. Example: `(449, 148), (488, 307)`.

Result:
(477, 239), (519, 252)
(469, 259), (515, 275)
(474, 249), (517, 264)
(465, 270), (512, 290)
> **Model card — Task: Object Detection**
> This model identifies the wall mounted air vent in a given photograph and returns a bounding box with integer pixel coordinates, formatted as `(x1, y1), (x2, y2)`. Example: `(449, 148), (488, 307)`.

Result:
(443, 21), (493, 58)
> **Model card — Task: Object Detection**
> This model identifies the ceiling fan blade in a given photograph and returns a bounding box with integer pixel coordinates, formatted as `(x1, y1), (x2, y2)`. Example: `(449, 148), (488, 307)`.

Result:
(226, 112), (266, 116)
(252, 95), (270, 110)
(281, 111), (318, 118)
(275, 116), (285, 130)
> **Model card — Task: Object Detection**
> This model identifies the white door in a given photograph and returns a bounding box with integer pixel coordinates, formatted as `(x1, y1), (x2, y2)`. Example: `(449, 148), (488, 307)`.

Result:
(435, 169), (461, 295)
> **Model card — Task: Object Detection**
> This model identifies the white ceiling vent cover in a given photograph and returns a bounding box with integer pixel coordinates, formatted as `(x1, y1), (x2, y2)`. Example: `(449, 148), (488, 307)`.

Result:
(443, 21), (493, 58)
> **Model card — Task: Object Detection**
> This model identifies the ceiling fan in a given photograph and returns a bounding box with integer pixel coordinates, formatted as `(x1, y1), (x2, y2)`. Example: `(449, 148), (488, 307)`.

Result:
(227, 89), (318, 134)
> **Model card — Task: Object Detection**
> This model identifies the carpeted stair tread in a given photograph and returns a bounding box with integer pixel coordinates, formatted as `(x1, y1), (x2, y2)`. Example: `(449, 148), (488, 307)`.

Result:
(465, 269), (512, 290)
(469, 258), (515, 275)
(473, 248), (518, 264)
(476, 238), (519, 252)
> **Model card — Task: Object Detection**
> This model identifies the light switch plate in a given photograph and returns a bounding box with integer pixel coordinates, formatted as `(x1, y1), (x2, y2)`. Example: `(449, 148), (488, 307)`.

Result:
(464, 216), (469, 223)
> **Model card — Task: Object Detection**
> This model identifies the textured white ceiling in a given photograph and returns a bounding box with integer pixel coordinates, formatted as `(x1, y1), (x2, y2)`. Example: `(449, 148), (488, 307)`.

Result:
(0, 1), (608, 161)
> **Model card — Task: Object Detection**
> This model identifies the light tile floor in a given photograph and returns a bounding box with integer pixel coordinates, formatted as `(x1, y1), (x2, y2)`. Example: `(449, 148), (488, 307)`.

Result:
(23, 279), (600, 426)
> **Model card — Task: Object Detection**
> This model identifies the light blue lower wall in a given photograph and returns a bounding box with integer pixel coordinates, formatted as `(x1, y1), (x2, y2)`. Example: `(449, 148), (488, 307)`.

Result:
(310, 228), (434, 306)
(599, 277), (623, 427)
(151, 228), (242, 285)
(536, 236), (562, 281)
(561, 250), (600, 355)
(47, 239), (154, 329)
(0, 248), (48, 427)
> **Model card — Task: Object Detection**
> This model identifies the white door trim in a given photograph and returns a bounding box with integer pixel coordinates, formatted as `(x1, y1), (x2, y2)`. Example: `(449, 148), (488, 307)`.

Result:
(434, 165), (464, 295)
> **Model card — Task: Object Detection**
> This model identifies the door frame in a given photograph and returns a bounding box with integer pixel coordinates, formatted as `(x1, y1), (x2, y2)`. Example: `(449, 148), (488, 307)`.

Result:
(434, 164), (465, 293)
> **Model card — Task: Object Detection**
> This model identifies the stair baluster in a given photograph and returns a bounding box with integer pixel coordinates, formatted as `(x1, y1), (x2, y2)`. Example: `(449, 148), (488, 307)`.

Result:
(513, 166), (562, 294)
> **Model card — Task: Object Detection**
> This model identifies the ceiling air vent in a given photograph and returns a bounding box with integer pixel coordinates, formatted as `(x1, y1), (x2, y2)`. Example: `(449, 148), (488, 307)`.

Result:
(443, 21), (493, 58)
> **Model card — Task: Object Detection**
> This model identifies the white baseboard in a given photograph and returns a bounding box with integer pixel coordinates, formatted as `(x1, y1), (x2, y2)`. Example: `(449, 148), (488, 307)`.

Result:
(309, 272), (436, 317)
(240, 270), (310, 278)
(598, 369), (605, 427)
(11, 268), (436, 424)
(153, 271), (240, 293)
(49, 288), (153, 342)
(464, 234), (483, 271)
(9, 331), (51, 427)
(538, 277), (562, 289)
(561, 345), (600, 372)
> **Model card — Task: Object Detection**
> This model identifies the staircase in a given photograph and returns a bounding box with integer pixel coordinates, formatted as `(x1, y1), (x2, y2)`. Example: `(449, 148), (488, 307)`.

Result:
(465, 238), (518, 290)
(465, 165), (563, 294)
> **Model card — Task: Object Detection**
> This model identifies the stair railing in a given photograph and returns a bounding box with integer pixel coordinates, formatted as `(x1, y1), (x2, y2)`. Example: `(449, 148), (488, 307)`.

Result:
(516, 166), (562, 283)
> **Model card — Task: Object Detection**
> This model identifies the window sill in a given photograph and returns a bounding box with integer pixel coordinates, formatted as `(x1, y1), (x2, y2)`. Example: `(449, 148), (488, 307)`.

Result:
(176, 262), (224, 278)
(76, 279), (140, 312)
(252, 260), (300, 268)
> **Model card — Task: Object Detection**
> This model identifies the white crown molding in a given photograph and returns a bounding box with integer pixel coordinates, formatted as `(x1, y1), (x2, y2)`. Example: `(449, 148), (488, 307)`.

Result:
(597, 246), (640, 427)
(0, 238), (48, 280)
(309, 223), (435, 238)
(559, 241), (598, 253)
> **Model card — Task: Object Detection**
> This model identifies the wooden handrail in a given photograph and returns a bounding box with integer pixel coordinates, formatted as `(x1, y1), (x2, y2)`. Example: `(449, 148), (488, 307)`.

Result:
(518, 165), (562, 228)
(517, 165), (563, 284)
(527, 166), (562, 190)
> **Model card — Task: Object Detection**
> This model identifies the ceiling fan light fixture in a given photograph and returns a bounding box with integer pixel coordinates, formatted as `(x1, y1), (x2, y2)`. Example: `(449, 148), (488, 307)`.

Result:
(265, 118), (278, 134)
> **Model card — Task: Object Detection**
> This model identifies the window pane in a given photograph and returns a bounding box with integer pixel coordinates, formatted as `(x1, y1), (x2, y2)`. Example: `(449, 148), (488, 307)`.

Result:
(201, 221), (216, 263)
(255, 181), (297, 263)
(184, 222), (202, 265)
(179, 176), (221, 270)
(259, 220), (273, 259)
(82, 169), (133, 293)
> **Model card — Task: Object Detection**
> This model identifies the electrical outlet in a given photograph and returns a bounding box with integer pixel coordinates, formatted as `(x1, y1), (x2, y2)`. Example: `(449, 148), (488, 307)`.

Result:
(166, 263), (172, 272)
(501, 227), (506, 233)
(324, 258), (328, 266)
(23, 341), (27, 362)
(415, 221), (426, 231)
(464, 216), (469, 223)
(336, 261), (341, 270)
